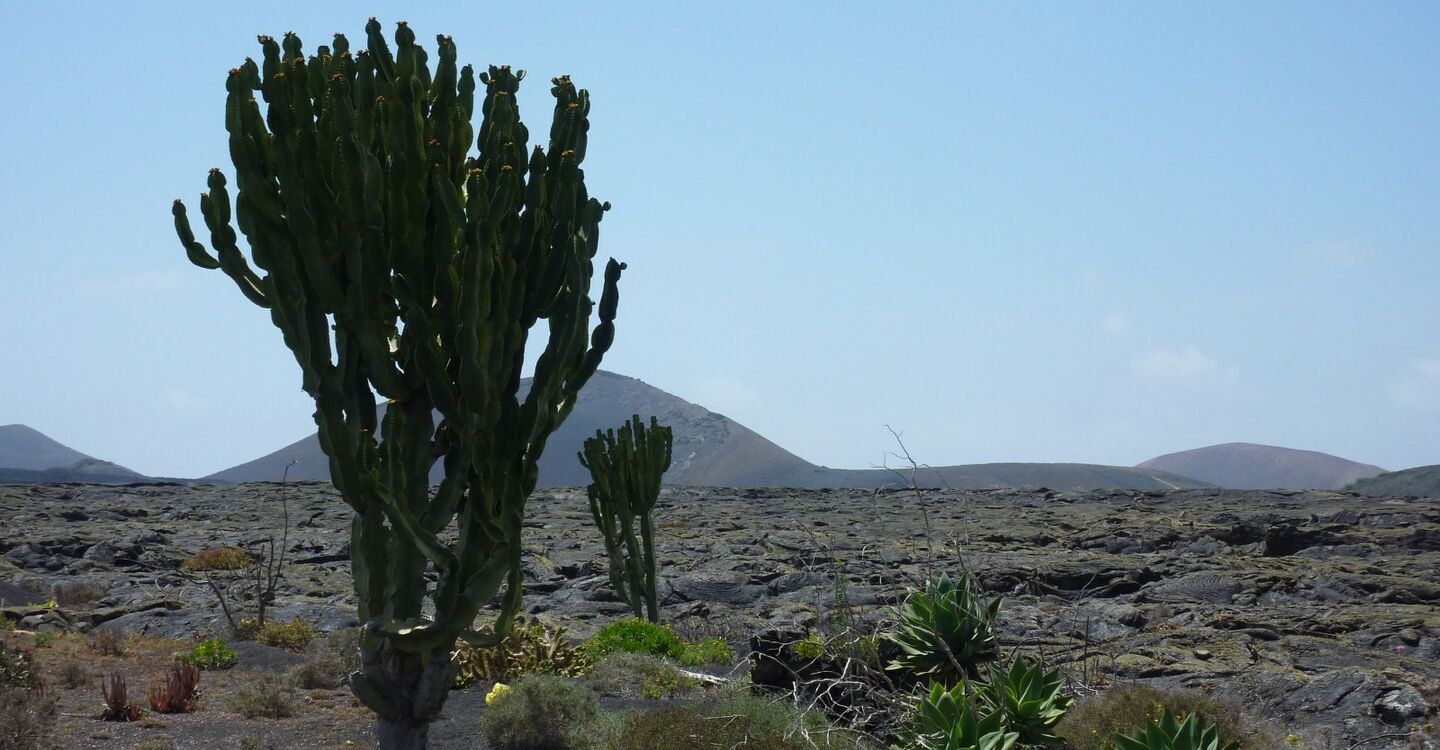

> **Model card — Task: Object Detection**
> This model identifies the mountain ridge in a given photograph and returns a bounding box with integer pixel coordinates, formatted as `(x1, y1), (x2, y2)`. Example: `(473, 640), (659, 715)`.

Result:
(206, 371), (1211, 491)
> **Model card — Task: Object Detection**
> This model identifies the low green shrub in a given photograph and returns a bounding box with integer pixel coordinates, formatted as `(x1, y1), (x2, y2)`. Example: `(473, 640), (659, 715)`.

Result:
(29, 632), (56, 649)
(792, 633), (826, 662)
(679, 636), (736, 667)
(480, 674), (599, 750)
(229, 674), (294, 719)
(184, 637), (239, 670)
(1057, 685), (1272, 750)
(583, 618), (684, 662)
(55, 660), (88, 690)
(0, 616), (15, 632)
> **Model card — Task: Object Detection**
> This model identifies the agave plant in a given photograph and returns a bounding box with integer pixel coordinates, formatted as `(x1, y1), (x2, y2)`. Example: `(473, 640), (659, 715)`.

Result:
(1114, 711), (1241, 750)
(896, 680), (1019, 750)
(973, 657), (1072, 747)
(888, 573), (1002, 683)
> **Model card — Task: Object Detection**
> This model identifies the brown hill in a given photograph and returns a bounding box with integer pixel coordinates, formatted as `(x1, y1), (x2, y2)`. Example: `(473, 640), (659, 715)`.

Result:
(205, 371), (1208, 490)
(1137, 442), (1383, 490)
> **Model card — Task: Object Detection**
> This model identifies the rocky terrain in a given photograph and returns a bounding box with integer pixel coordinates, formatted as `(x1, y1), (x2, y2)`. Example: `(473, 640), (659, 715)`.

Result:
(1, 482), (1437, 748)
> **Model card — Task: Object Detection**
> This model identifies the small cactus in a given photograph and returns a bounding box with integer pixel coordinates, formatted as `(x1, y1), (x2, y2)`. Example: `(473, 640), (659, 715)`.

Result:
(579, 415), (672, 622)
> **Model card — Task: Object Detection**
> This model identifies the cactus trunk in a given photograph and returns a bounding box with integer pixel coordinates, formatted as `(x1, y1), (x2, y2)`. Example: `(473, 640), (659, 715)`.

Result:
(174, 19), (623, 749)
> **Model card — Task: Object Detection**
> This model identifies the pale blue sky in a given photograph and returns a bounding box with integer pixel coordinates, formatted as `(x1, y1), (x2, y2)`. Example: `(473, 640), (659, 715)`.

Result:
(2, 2), (1437, 478)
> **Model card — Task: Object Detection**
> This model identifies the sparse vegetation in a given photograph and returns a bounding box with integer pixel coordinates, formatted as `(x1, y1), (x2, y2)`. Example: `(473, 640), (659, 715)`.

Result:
(1057, 686), (1270, 750)
(592, 684), (874, 750)
(584, 652), (698, 699)
(55, 660), (87, 689)
(91, 629), (125, 657)
(0, 684), (58, 750)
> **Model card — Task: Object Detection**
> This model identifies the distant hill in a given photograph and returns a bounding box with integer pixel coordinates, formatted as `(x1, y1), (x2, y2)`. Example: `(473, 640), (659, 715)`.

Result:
(1345, 465), (1440, 497)
(1137, 442), (1383, 490)
(207, 371), (1209, 491)
(0, 424), (143, 483)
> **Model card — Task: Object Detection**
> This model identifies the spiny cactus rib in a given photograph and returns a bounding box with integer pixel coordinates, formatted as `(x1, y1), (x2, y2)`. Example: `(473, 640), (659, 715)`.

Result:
(580, 415), (673, 622)
(173, 18), (622, 745)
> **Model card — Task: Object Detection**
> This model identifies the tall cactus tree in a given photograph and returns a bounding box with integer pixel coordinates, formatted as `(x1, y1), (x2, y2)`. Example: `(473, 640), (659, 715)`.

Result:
(579, 415), (673, 622)
(172, 19), (623, 749)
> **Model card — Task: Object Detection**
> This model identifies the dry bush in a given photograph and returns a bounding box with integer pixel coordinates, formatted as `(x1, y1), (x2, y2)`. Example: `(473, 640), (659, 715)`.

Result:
(1056, 684), (1276, 750)
(0, 686), (58, 750)
(91, 629), (125, 657)
(600, 686), (874, 750)
(148, 662), (201, 713)
(180, 547), (252, 573)
(53, 581), (106, 607)
(229, 674), (294, 719)
(242, 618), (316, 650)
(55, 660), (88, 690)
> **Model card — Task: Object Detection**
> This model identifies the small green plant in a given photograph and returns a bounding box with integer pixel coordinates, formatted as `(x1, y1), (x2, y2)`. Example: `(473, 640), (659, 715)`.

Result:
(0, 642), (38, 690)
(678, 637), (736, 667)
(184, 638), (239, 670)
(974, 658), (1071, 747)
(479, 674), (599, 750)
(888, 573), (1001, 684)
(582, 618), (684, 662)
(792, 632), (826, 662)
(1114, 711), (1240, 750)
(0, 615), (16, 631)
(899, 681), (1018, 750)
(30, 632), (57, 649)
(229, 674), (295, 719)
(180, 547), (252, 572)
(453, 617), (589, 688)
